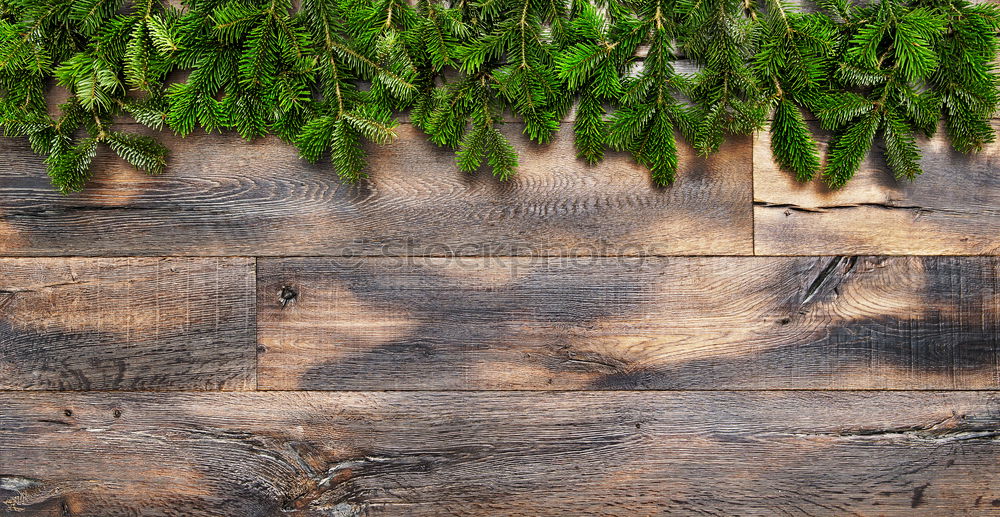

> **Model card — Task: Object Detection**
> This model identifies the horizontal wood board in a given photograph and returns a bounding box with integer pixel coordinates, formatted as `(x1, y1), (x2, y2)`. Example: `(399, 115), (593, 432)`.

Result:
(2, 120), (997, 257)
(2, 391), (999, 516)
(0, 125), (752, 257)
(258, 256), (1000, 390)
(0, 258), (255, 390)
(754, 122), (1000, 255)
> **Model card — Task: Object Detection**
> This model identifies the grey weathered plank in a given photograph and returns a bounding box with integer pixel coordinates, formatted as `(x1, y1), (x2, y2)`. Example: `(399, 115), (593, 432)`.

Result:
(0, 125), (752, 257)
(754, 124), (1000, 255)
(257, 256), (1000, 390)
(1, 391), (999, 516)
(0, 258), (255, 390)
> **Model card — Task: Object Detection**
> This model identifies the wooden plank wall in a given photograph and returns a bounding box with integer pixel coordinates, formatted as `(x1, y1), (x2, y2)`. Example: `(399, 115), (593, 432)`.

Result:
(1, 122), (999, 516)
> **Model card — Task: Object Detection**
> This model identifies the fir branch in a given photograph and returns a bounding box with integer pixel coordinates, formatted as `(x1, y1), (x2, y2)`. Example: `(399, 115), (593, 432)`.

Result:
(824, 107), (880, 187)
(46, 136), (98, 194)
(819, 0), (948, 187)
(603, 0), (693, 185)
(0, 0), (997, 192)
(682, 0), (766, 155)
(771, 97), (821, 181)
(919, 0), (1000, 153)
(105, 130), (168, 175)
(753, 0), (836, 181)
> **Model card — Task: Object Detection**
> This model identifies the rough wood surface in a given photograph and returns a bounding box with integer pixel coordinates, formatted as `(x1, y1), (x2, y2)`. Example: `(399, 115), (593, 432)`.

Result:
(0, 258), (255, 390)
(257, 256), (1000, 390)
(0, 125), (752, 257)
(2, 391), (998, 516)
(754, 124), (1000, 255)
(2, 92), (999, 516)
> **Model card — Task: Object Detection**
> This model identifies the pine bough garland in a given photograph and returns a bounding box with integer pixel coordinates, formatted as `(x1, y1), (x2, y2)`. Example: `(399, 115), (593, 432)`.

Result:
(0, 0), (997, 193)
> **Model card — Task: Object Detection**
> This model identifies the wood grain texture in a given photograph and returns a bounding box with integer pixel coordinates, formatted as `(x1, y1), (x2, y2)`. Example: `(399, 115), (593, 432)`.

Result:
(0, 125), (752, 257)
(754, 123), (1000, 255)
(2, 391), (999, 516)
(257, 256), (1000, 390)
(0, 258), (255, 390)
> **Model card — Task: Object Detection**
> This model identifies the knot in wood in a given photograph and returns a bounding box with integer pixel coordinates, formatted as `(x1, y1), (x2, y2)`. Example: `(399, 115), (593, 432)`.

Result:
(278, 286), (298, 308)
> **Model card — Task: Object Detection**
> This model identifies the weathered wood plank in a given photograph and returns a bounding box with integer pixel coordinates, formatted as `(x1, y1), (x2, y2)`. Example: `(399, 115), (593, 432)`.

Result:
(754, 124), (1000, 255)
(257, 256), (1000, 390)
(1, 391), (998, 516)
(0, 258), (256, 390)
(0, 125), (752, 256)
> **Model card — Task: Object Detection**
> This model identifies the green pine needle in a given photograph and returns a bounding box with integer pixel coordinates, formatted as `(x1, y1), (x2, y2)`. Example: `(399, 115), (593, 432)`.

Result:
(105, 130), (168, 175)
(882, 109), (923, 180)
(824, 109), (880, 188)
(46, 137), (98, 194)
(771, 99), (821, 182)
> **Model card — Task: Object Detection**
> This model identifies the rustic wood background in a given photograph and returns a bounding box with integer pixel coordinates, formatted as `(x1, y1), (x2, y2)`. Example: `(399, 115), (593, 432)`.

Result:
(1, 123), (999, 516)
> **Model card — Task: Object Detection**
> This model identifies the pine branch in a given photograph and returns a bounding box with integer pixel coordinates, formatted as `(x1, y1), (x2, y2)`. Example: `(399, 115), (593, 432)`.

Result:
(919, 0), (1000, 153)
(825, 108), (879, 187)
(753, 0), (835, 181)
(46, 136), (98, 194)
(0, 0), (997, 193)
(291, 0), (403, 178)
(819, 0), (947, 188)
(882, 108), (922, 180)
(771, 98), (821, 181)
(105, 130), (168, 175)
(415, 0), (568, 179)
(682, 0), (766, 155)
(602, 0), (692, 185)
(555, 2), (635, 165)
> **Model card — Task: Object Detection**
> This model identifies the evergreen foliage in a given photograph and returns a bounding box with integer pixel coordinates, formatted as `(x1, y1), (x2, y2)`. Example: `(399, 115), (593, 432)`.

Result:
(682, 0), (764, 157)
(0, 0), (997, 193)
(601, 0), (691, 186)
(814, 0), (949, 186)
(752, 1), (836, 181)
(0, 0), (170, 193)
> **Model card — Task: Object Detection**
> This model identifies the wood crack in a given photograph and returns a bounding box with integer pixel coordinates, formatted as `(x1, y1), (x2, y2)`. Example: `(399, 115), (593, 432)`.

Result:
(754, 201), (825, 213)
(820, 428), (1000, 443)
(8, 205), (215, 216)
(781, 415), (1000, 444)
(754, 200), (940, 214)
